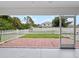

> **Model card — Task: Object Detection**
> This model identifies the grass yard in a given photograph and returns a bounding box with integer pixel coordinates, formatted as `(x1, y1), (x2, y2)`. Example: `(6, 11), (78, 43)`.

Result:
(21, 34), (63, 38)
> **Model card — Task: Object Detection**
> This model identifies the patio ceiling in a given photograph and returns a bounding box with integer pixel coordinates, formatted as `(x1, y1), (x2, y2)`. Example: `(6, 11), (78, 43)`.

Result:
(0, 1), (79, 15)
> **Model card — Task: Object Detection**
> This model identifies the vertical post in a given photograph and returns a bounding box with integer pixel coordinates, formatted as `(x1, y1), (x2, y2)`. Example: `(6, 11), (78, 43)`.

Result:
(74, 16), (76, 49)
(0, 30), (2, 42)
(59, 16), (62, 48)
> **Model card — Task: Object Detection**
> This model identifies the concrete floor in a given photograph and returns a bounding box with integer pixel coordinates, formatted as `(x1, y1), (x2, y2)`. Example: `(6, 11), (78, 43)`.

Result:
(0, 48), (79, 58)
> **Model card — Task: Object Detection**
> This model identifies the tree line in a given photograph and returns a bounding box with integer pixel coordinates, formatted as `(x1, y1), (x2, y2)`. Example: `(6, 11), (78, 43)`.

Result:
(0, 15), (37, 30)
(0, 15), (72, 30)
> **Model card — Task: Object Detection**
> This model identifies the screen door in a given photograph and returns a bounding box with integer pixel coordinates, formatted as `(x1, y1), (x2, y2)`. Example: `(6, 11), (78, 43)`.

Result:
(60, 16), (76, 49)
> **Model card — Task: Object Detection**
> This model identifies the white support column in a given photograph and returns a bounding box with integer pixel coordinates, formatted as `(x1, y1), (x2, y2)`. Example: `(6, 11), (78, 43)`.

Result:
(74, 16), (76, 48)
(59, 16), (62, 48)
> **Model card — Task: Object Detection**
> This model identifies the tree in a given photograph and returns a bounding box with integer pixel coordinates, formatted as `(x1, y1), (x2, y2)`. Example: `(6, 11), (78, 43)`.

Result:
(21, 24), (30, 29)
(0, 15), (22, 30)
(12, 17), (22, 29)
(52, 17), (59, 27)
(0, 18), (15, 30)
(23, 16), (36, 29)
(52, 16), (72, 27)
(0, 15), (35, 30)
(26, 16), (34, 26)
(0, 15), (10, 20)
(0, 15), (13, 22)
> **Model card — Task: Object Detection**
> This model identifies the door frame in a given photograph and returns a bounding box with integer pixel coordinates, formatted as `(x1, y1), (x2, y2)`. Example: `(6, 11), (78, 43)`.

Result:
(59, 15), (76, 49)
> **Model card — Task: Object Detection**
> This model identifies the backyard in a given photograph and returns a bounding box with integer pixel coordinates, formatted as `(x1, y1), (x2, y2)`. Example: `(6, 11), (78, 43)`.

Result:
(0, 28), (60, 48)
(0, 15), (79, 48)
(0, 28), (79, 48)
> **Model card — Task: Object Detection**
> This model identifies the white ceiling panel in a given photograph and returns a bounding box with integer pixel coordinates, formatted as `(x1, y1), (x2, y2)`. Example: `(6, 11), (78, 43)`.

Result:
(0, 1), (79, 15)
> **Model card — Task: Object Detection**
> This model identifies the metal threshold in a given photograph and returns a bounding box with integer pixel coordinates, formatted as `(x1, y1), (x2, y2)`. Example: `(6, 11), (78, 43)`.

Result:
(60, 44), (75, 49)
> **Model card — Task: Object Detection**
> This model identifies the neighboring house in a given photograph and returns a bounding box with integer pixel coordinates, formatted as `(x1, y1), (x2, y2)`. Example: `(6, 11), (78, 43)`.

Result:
(66, 18), (74, 27)
(76, 24), (79, 28)
(40, 21), (52, 28)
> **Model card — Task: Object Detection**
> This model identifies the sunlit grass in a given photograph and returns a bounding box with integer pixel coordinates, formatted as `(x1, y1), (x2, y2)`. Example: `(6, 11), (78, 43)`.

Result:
(21, 34), (63, 38)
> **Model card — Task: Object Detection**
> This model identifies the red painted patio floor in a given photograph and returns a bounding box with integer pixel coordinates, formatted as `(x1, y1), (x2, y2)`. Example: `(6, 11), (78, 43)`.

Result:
(0, 38), (60, 48)
(0, 38), (79, 48)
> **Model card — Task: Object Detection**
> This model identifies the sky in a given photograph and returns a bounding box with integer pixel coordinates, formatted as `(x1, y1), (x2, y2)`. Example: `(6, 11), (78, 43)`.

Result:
(11, 15), (79, 25)
(11, 15), (57, 24)
(76, 16), (79, 25)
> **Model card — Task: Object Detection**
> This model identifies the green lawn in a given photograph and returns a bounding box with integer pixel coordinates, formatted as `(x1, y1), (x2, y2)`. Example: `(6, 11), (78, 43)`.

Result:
(21, 34), (63, 38)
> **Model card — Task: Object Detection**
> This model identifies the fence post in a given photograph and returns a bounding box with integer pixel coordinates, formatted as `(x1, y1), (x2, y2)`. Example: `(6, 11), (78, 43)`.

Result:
(0, 30), (2, 42)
